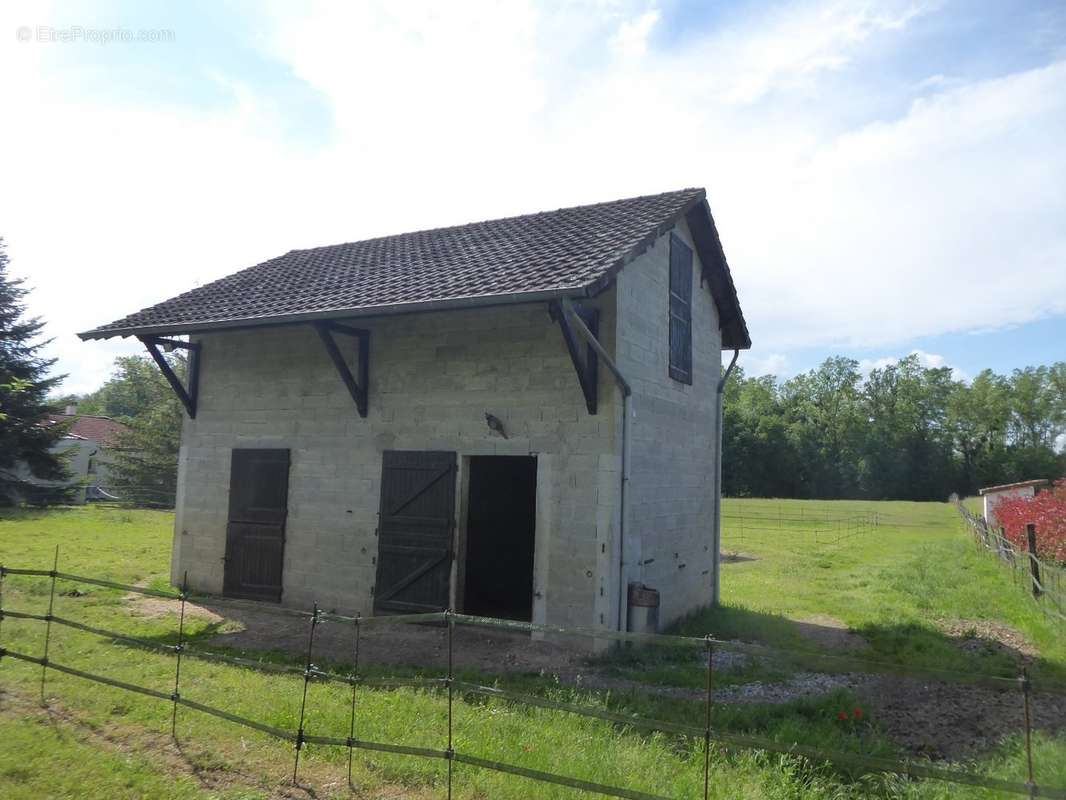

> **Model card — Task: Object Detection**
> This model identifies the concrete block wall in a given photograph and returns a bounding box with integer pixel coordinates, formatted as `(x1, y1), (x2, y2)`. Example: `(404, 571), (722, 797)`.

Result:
(171, 299), (621, 630)
(614, 220), (722, 626)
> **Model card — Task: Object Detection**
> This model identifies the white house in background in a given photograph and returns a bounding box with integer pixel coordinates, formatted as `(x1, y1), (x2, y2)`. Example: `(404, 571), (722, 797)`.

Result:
(78, 188), (750, 633)
(43, 406), (130, 503)
(979, 479), (1052, 530)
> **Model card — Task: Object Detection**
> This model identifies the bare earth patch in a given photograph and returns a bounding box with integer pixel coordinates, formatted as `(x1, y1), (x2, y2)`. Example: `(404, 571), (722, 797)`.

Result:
(124, 579), (227, 625)
(863, 676), (1066, 760)
(791, 614), (867, 652)
(933, 618), (1040, 663)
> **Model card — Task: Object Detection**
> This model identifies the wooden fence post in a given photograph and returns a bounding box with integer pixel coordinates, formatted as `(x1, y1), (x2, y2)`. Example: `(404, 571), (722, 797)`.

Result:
(1026, 524), (1042, 598)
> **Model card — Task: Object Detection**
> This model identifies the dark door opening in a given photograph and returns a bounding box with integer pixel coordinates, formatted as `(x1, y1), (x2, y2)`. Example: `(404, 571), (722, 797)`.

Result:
(223, 448), (290, 602)
(463, 456), (537, 622)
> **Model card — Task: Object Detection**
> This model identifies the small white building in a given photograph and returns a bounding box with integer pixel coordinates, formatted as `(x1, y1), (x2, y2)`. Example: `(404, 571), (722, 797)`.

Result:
(979, 479), (1052, 529)
(20, 408), (130, 503)
(79, 188), (750, 632)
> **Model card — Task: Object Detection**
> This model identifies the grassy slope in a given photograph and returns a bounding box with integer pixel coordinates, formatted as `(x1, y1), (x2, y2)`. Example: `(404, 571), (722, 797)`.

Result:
(0, 504), (1062, 798)
(692, 499), (1066, 679)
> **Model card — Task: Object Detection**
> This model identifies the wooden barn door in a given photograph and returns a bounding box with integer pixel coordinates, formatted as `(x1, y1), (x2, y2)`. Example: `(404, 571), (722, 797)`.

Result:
(374, 450), (456, 614)
(223, 448), (290, 602)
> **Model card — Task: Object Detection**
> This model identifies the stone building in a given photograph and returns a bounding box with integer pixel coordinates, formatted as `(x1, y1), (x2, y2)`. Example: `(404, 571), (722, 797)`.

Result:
(80, 188), (749, 631)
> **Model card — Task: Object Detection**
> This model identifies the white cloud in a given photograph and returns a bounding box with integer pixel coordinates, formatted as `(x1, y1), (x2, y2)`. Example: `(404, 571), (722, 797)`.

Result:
(858, 350), (970, 382)
(1, 0), (1062, 395)
(743, 352), (789, 377)
(610, 9), (661, 58)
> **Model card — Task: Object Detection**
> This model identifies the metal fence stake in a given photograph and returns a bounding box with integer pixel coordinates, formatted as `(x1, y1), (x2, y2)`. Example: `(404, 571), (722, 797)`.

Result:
(703, 635), (713, 800)
(292, 602), (319, 785)
(447, 609), (455, 800)
(0, 564), (6, 650)
(39, 546), (59, 706)
(347, 611), (361, 788)
(171, 571), (188, 739)
(1021, 668), (1037, 798)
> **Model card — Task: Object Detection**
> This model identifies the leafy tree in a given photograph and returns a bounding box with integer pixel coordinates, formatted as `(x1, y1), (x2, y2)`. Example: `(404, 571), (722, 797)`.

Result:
(946, 369), (1010, 494)
(722, 368), (798, 497)
(0, 238), (72, 504)
(781, 357), (864, 498)
(93, 353), (186, 508)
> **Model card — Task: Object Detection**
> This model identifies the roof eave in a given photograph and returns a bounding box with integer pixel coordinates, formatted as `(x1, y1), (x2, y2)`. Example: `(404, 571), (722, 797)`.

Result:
(683, 200), (751, 351)
(77, 285), (593, 341)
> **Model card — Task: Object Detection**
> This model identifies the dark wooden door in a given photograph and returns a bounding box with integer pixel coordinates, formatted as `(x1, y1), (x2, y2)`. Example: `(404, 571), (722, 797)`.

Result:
(374, 450), (456, 614)
(223, 449), (290, 602)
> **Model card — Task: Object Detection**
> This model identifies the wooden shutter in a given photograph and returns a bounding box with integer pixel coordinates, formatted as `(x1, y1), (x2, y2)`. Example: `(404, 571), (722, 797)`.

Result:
(223, 449), (290, 602)
(374, 450), (456, 614)
(669, 232), (694, 384)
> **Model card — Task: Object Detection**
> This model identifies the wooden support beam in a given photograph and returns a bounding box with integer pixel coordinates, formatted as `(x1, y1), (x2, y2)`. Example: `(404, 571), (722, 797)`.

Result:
(549, 301), (599, 415)
(314, 322), (370, 418)
(138, 335), (201, 418)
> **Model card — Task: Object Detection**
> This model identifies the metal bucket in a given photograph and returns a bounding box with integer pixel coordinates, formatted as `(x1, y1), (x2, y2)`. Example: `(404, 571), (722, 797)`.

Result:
(626, 582), (660, 634)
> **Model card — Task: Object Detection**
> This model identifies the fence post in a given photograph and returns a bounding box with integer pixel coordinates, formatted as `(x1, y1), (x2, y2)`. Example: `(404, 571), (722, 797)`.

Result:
(171, 571), (188, 738)
(292, 602), (319, 785)
(1026, 525), (1042, 599)
(347, 611), (360, 788)
(1021, 668), (1037, 798)
(446, 608), (455, 800)
(703, 635), (714, 800)
(0, 564), (6, 650)
(39, 545), (59, 705)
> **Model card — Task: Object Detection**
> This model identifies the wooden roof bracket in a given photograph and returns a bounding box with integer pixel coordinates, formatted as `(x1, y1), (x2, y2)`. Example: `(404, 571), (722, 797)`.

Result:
(314, 321), (370, 417)
(138, 335), (201, 419)
(549, 300), (599, 415)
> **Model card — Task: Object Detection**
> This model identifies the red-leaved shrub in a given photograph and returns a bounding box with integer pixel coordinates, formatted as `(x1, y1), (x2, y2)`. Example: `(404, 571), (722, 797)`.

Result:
(994, 479), (1066, 564)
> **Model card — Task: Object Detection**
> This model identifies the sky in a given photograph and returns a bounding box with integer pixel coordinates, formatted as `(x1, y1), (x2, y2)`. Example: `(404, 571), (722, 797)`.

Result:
(1, 0), (1064, 394)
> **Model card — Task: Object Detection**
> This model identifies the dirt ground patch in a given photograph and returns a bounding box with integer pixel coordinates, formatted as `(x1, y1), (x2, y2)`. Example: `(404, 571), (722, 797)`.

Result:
(863, 676), (1066, 760)
(791, 614), (867, 652)
(933, 618), (1040, 663)
(125, 580), (227, 625)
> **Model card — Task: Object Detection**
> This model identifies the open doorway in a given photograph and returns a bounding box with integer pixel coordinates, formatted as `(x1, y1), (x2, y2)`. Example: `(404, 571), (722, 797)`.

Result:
(462, 456), (537, 621)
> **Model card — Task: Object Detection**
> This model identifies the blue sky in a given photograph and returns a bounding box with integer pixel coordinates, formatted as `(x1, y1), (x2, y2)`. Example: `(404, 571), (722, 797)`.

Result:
(1, 0), (1063, 392)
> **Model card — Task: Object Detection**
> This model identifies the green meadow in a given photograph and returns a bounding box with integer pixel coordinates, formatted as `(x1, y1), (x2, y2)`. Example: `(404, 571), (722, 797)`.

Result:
(0, 502), (1063, 799)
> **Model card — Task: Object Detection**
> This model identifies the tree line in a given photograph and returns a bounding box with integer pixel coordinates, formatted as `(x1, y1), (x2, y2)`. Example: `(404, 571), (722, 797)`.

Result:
(723, 355), (1066, 501)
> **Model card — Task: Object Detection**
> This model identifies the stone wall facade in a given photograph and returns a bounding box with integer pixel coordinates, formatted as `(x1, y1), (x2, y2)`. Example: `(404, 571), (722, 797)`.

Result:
(614, 219), (722, 627)
(172, 297), (621, 630)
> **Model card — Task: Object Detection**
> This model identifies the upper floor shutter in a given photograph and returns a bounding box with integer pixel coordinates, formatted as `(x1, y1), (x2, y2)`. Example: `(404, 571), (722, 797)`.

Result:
(669, 232), (694, 384)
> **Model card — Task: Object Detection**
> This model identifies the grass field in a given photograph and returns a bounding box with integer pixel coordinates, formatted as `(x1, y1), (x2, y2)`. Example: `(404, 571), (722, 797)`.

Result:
(707, 498), (1066, 677)
(0, 502), (1063, 799)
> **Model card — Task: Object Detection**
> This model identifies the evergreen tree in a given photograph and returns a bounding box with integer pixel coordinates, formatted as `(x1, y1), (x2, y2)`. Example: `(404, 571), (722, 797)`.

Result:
(0, 238), (71, 504)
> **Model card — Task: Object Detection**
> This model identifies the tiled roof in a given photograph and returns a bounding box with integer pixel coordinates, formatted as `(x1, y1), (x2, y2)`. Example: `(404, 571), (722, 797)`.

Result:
(48, 415), (130, 447)
(80, 188), (749, 348)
